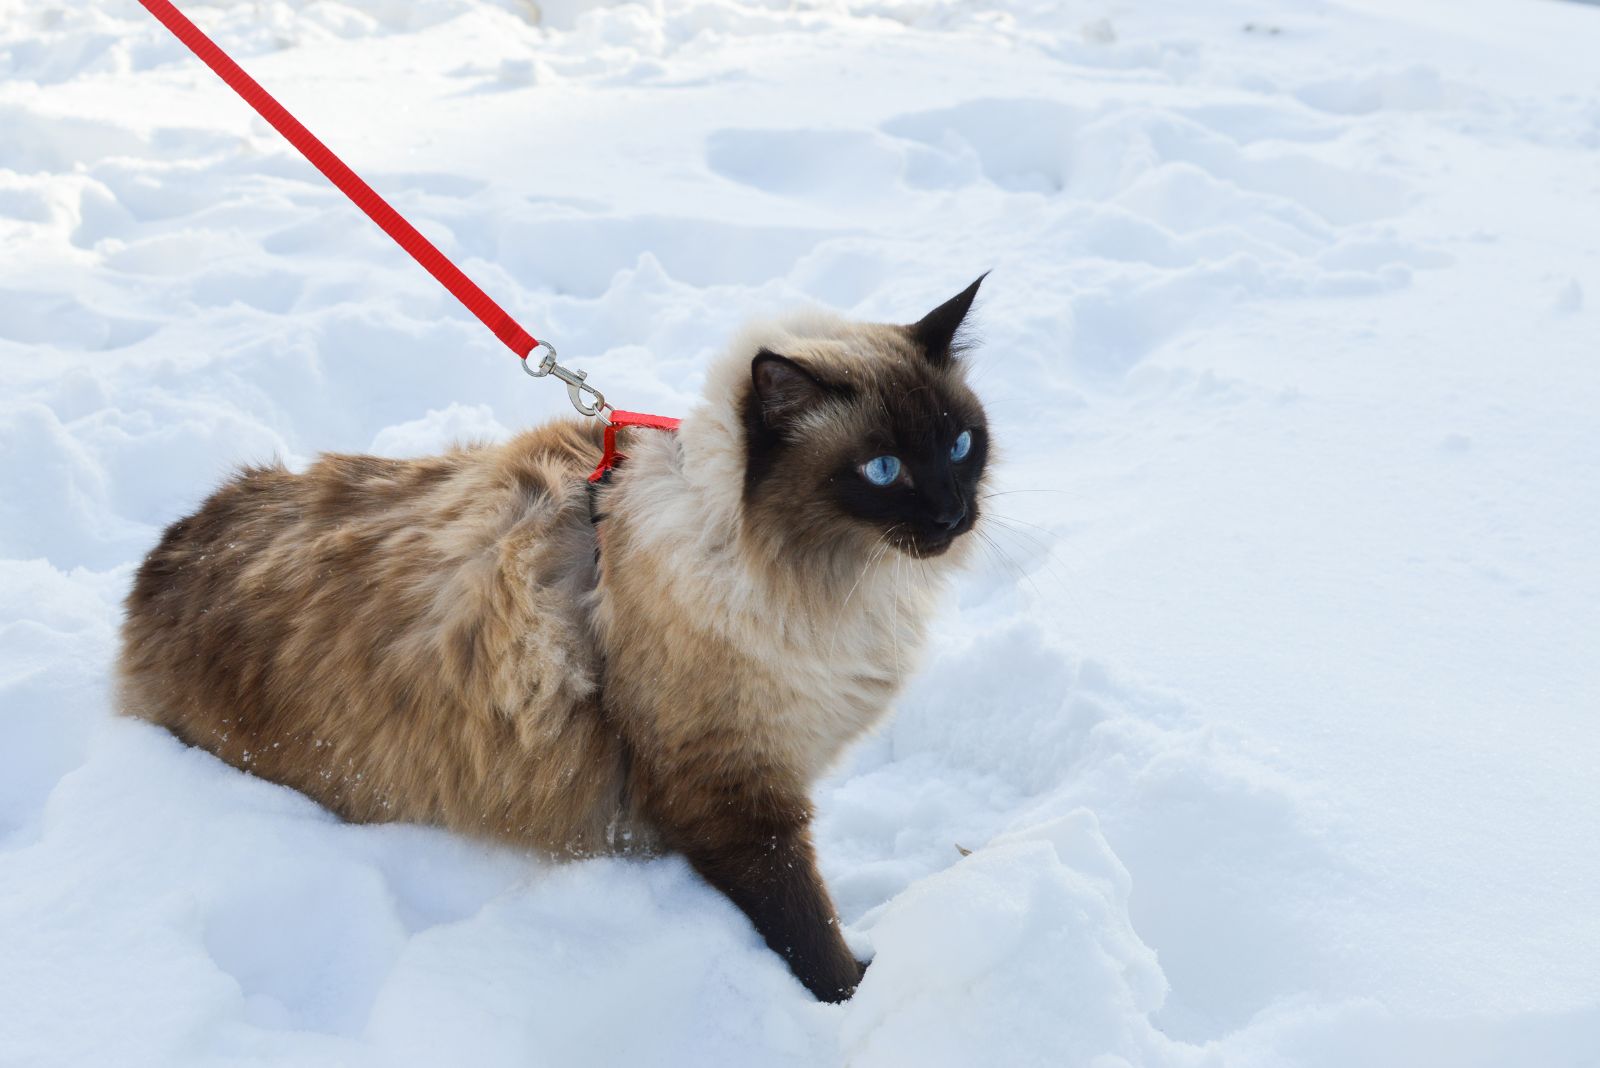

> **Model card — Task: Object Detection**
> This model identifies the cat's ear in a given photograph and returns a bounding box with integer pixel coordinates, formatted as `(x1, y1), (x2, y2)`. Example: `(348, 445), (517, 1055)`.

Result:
(910, 272), (988, 365)
(752, 350), (832, 429)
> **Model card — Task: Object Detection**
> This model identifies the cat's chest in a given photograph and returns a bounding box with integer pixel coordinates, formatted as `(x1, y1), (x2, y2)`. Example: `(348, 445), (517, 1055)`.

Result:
(738, 595), (929, 777)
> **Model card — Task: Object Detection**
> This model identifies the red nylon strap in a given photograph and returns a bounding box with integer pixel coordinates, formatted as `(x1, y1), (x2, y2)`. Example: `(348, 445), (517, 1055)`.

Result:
(589, 411), (682, 483)
(137, 0), (539, 360)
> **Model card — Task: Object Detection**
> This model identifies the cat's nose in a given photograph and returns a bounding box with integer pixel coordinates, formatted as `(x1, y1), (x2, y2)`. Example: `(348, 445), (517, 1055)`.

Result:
(933, 501), (967, 532)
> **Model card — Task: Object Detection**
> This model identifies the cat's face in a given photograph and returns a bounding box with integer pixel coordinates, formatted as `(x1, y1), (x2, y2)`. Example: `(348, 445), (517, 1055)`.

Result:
(741, 277), (990, 561)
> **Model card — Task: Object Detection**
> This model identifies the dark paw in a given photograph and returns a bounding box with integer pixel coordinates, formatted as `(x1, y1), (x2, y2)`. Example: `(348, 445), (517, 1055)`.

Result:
(812, 960), (870, 1003)
(821, 957), (870, 1002)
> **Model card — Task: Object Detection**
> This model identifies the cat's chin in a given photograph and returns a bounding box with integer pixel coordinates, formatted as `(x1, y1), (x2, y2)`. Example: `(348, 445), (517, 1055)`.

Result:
(895, 532), (962, 560)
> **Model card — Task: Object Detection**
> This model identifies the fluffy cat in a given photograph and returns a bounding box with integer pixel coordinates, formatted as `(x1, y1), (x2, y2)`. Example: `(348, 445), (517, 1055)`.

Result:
(117, 276), (991, 1001)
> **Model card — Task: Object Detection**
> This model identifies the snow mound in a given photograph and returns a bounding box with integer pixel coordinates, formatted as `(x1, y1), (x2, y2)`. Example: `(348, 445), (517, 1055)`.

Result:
(844, 814), (1172, 1068)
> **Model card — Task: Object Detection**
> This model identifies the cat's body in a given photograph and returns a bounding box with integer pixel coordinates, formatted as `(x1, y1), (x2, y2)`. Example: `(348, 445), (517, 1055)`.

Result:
(118, 419), (635, 854)
(118, 281), (989, 1001)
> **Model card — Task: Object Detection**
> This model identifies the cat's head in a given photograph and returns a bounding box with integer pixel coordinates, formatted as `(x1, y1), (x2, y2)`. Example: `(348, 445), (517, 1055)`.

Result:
(735, 276), (991, 562)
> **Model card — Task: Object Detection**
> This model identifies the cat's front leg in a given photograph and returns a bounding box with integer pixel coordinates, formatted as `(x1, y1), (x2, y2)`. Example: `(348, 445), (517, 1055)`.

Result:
(649, 783), (862, 1002)
(688, 824), (863, 1002)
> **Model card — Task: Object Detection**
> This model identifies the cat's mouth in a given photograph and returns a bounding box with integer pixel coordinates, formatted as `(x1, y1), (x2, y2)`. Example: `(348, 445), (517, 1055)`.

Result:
(895, 520), (975, 559)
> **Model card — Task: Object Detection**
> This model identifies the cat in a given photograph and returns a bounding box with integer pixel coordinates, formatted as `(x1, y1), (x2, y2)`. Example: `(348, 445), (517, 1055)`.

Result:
(117, 275), (990, 1002)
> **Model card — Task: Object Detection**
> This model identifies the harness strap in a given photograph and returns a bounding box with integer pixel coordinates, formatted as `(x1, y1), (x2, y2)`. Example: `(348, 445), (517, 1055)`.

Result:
(589, 411), (682, 484)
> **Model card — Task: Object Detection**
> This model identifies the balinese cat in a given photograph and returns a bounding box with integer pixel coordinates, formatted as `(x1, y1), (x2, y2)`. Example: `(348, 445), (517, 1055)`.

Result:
(117, 276), (990, 1002)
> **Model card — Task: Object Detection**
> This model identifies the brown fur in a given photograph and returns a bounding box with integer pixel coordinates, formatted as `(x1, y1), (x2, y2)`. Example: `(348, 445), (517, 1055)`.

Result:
(118, 420), (641, 854)
(118, 294), (989, 1001)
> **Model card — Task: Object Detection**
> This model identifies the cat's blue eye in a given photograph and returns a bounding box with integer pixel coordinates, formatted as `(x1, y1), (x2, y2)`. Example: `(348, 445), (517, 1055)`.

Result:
(861, 455), (902, 486)
(950, 430), (973, 463)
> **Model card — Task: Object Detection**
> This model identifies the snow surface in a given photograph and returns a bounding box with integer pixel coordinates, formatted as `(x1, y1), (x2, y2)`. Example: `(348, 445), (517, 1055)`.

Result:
(3, 0), (1599, 1063)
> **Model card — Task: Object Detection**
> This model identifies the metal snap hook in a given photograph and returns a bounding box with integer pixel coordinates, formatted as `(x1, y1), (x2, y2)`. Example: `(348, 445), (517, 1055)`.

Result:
(567, 375), (608, 421)
(521, 341), (611, 422)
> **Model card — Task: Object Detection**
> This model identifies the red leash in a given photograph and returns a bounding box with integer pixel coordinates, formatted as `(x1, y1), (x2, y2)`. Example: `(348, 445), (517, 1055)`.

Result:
(136, 0), (679, 482)
(136, 0), (538, 360)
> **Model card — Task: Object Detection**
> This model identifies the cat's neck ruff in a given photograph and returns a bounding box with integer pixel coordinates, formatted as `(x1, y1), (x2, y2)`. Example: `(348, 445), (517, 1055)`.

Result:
(597, 404), (948, 781)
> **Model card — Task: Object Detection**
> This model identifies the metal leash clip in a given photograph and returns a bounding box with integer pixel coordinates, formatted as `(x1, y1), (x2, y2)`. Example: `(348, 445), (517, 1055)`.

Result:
(521, 341), (611, 424)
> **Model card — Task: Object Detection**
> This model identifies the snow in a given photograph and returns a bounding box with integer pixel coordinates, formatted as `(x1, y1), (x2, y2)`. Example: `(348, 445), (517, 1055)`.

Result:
(3, 0), (1599, 1063)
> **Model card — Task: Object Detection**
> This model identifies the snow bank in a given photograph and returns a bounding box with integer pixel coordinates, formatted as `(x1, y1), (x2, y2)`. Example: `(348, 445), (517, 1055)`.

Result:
(843, 814), (1174, 1068)
(3, 0), (1599, 1063)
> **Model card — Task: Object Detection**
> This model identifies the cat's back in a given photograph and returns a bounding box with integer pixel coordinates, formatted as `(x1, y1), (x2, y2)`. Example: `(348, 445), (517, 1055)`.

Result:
(116, 419), (625, 845)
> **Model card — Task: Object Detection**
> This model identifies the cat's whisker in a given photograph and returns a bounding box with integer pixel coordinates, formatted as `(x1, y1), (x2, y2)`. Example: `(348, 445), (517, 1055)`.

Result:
(979, 531), (1036, 594)
(830, 529), (898, 659)
(974, 526), (1043, 598)
(890, 555), (904, 677)
(970, 530), (1011, 584)
(977, 515), (1075, 589)
(979, 489), (1070, 500)
(979, 510), (1058, 541)
(978, 514), (1056, 554)
(976, 524), (1071, 587)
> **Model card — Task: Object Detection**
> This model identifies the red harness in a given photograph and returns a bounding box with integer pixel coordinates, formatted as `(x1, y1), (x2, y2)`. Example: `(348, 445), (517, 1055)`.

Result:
(590, 411), (683, 483)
